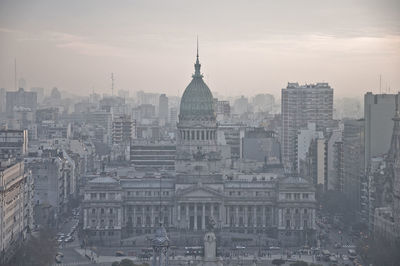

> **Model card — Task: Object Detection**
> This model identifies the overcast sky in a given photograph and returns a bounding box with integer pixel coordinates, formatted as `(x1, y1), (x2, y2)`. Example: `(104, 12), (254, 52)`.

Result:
(0, 0), (399, 99)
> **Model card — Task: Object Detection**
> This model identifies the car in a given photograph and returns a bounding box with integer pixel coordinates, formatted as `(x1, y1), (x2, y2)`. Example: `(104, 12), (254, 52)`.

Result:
(115, 251), (125, 256)
(334, 243), (341, 249)
(268, 246), (280, 250)
(342, 254), (349, 261)
(57, 252), (64, 258)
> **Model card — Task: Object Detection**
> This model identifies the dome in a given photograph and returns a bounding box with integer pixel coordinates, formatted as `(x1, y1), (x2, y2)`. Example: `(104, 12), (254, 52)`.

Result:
(179, 49), (215, 120)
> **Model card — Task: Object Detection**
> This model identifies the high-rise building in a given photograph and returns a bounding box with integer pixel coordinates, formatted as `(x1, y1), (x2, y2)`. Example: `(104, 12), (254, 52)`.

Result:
(159, 94), (169, 122)
(5, 88), (37, 117)
(343, 119), (365, 214)
(0, 130), (28, 160)
(112, 115), (136, 145)
(281, 82), (333, 171)
(30, 87), (44, 104)
(364, 92), (400, 170)
(0, 160), (34, 264)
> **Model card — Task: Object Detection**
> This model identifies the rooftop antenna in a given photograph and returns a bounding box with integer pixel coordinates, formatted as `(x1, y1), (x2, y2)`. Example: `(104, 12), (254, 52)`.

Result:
(14, 58), (17, 90)
(111, 73), (114, 97)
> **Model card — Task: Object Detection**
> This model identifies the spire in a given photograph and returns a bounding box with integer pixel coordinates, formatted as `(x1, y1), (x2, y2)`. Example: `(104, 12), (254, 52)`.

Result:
(193, 36), (203, 78)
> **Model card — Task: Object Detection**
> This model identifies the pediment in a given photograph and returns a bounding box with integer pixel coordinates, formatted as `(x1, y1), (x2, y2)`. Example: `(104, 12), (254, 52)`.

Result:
(176, 185), (224, 199)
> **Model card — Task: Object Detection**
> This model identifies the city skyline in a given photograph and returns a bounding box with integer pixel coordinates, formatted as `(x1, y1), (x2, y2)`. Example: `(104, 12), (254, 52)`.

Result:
(1, 0), (400, 98)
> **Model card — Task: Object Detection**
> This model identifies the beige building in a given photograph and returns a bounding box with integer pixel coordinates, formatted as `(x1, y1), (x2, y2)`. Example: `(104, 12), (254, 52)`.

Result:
(0, 160), (34, 264)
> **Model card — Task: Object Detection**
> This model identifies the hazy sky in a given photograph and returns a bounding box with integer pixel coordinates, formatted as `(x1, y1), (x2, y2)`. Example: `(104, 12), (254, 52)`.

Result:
(0, 0), (399, 99)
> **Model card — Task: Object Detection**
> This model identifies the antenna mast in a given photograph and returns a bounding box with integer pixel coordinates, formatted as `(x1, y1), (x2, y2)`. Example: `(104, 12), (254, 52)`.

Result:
(379, 74), (382, 94)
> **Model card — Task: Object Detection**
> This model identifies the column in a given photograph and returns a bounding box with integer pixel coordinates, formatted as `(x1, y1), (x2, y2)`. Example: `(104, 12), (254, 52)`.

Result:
(210, 203), (214, 220)
(151, 206), (154, 227)
(202, 204), (206, 230)
(219, 204), (223, 228)
(142, 206), (145, 227)
(244, 206), (248, 227)
(178, 204), (181, 223)
(278, 208), (282, 228)
(194, 203), (198, 230)
(262, 206), (266, 227)
(185, 204), (189, 229)
(253, 207), (257, 228)
(133, 207), (136, 227)
(235, 206), (239, 227)
(226, 205), (230, 226)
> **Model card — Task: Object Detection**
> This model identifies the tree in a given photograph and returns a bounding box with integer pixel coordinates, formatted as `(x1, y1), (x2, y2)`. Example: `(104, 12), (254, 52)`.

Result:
(272, 258), (286, 266)
(5, 228), (57, 266)
(120, 259), (135, 266)
(112, 262), (120, 266)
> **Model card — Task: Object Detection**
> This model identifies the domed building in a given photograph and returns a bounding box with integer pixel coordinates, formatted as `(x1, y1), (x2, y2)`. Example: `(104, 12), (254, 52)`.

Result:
(82, 46), (317, 248)
(176, 46), (221, 174)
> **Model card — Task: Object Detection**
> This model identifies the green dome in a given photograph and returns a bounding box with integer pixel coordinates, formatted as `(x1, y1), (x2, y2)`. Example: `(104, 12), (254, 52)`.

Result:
(179, 53), (215, 119)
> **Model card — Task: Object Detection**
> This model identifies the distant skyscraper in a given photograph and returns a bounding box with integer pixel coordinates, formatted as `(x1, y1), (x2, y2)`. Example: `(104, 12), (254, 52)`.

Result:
(364, 92), (400, 170)
(159, 94), (169, 122)
(281, 82), (333, 171)
(0, 88), (6, 113)
(31, 87), (45, 104)
(6, 88), (37, 117)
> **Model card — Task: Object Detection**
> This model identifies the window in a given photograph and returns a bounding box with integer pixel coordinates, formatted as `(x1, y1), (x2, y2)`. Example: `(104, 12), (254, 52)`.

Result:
(100, 193), (106, 199)
(201, 131), (204, 140)
(294, 193), (300, 200)
(191, 131), (195, 140)
(101, 208), (105, 214)
(196, 131), (199, 140)
(109, 193), (115, 199)
(285, 193), (292, 200)
(304, 220), (308, 228)
(90, 193), (97, 199)
(92, 208), (96, 214)
(295, 209), (299, 214)
(206, 131), (209, 140)
(286, 209), (290, 214)
(110, 208), (113, 214)
(302, 193), (309, 199)
(286, 220), (290, 228)
(304, 209), (308, 214)
(109, 219), (114, 226)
